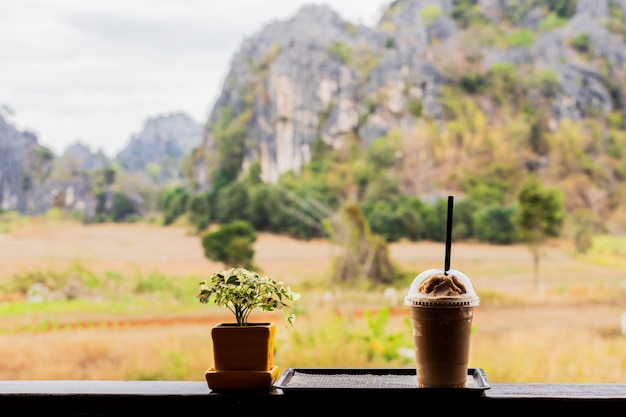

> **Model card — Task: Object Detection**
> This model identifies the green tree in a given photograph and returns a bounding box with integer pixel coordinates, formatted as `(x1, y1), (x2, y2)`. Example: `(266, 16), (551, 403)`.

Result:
(93, 190), (107, 222)
(408, 197), (442, 241)
(572, 208), (596, 254)
(246, 160), (263, 185)
(366, 137), (400, 169)
(200, 220), (257, 269)
(431, 197), (454, 242)
(188, 192), (212, 234)
(529, 118), (549, 155)
(362, 200), (402, 242)
(485, 63), (521, 106)
(328, 201), (396, 284)
(214, 181), (250, 224)
(111, 192), (138, 222)
(246, 183), (275, 231)
(462, 173), (510, 206)
(362, 196), (422, 243)
(451, 198), (475, 240)
(459, 72), (486, 94)
(212, 106), (248, 181)
(549, 0), (577, 18)
(91, 167), (117, 223)
(473, 204), (516, 244)
(159, 187), (189, 226)
(513, 176), (564, 290)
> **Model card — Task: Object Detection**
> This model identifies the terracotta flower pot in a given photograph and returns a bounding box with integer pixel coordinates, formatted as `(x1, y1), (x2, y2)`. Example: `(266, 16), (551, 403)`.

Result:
(205, 322), (280, 391)
(211, 322), (276, 371)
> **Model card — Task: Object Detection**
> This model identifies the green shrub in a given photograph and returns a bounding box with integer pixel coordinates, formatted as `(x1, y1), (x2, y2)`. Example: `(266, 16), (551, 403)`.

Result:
(570, 33), (591, 53)
(451, 0), (485, 28)
(408, 99), (423, 117)
(538, 14), (568, 31)
(214, 181), (250, 224)
(525, 70), (560, 98)
(473, 204), (516, 244)
(329, 41), (351, 64)
(159, 187), (189, 226)
(187, 192), (211, 234)
(459, 72), (486, 94)
(504, 29), (535, 47)
(212, 106), (249, 181)
(549, 0), (577, 19)
(111, 192), (138, 222)
(200, 220), (257, 269)
(366, 137), (400, 169)
(420, 4), (441, 27)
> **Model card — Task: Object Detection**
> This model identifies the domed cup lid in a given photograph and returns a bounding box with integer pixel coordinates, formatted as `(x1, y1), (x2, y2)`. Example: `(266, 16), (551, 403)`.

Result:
(404, 268), (480, 307)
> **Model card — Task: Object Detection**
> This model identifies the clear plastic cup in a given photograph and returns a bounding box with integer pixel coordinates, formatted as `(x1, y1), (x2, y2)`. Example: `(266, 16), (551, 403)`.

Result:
(404, 268), (480, 388)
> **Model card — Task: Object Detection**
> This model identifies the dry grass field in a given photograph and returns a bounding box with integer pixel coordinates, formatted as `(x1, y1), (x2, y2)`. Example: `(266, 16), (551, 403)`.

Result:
(0, 219), (625, 383)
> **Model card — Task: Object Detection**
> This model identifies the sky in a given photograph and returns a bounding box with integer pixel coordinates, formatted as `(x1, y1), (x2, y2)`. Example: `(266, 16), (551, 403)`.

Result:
(1, 0), (390, 158)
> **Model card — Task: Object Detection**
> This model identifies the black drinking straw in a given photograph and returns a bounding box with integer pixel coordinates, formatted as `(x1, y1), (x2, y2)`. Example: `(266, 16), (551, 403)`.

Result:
(444, 195), (454, 275)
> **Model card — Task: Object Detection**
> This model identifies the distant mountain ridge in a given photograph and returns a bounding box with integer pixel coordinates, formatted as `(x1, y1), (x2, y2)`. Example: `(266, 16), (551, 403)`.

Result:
(117, 112), (203, 183)
(0, 112), (202, 216)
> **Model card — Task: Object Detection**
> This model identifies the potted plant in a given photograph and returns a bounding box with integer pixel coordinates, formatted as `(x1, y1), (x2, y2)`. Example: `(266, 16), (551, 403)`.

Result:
(196, 267), (300, 391)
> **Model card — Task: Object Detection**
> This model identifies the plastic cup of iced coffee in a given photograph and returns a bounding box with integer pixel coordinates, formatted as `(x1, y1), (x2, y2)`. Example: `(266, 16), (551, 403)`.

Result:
(404, 268), (480, 388)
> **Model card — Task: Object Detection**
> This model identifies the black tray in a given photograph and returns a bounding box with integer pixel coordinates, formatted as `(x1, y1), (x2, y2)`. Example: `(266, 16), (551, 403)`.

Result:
(275, 368), (490, 396)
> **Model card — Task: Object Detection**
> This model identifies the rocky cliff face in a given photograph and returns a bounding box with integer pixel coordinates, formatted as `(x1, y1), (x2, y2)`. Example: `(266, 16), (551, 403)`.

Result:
(480, 0), (626, 121)
(199, 0), (626, 187)
(203, 2), (444, 185)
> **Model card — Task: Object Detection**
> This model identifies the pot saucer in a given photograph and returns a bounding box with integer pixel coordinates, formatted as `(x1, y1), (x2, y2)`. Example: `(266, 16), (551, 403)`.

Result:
(205, 365), (280, 392)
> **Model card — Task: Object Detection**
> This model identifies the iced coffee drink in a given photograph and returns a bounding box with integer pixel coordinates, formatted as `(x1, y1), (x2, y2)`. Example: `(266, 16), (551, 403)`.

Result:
(404, 268), (480, 388)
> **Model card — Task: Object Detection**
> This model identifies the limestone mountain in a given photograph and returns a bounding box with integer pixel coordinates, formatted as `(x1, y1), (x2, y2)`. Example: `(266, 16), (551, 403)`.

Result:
(195, 0), (626, 231)
(116, 112), (203, 185)
(61, 141), (110, 172)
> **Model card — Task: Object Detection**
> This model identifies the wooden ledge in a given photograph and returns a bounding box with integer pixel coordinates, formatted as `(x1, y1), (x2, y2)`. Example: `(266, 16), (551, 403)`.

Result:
(0, 381), (625, 416)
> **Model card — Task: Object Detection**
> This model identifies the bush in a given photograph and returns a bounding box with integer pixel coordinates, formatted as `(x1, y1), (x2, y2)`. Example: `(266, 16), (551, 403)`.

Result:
(504, 28), (535, 47)
(214, 182), (249, 224)
(200, 220), (257, 269)
(188, 192), (212, 234)
(329, 41), (351, 64)
(408, 99), (423, 118)
(111, 192), (138, 222)
(363, 201), (403, 242)
(473, 204), (516, 244)
(159, 187), (189, 226)
(406, 197), (444, 242)
(459, 72), (486, 94)
(570, 33), (590, 53)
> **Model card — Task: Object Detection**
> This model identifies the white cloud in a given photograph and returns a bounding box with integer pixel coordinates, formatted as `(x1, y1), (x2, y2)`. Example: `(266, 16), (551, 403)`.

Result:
(0, 0), (388, 157)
